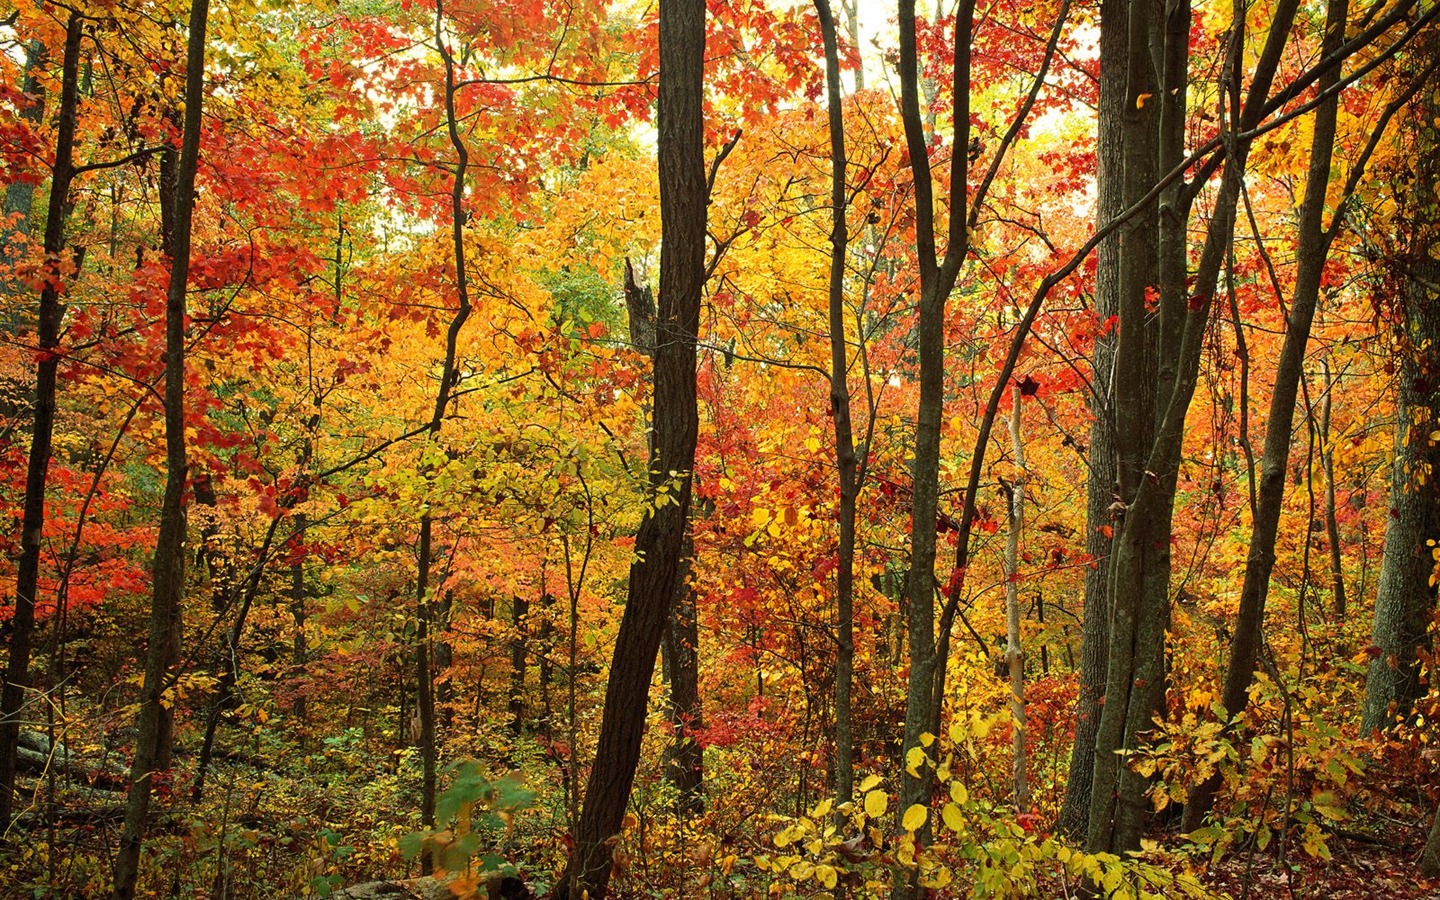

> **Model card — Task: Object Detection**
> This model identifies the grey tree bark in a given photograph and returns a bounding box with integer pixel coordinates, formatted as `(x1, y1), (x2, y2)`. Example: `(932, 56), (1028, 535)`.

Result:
(1056, 0), (1123, 839)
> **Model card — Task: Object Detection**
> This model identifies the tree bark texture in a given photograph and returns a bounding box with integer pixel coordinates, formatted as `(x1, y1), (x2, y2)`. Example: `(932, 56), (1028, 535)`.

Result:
(557, 0), (706, 894)
(1057, 0), (1125, 838)
(1361, 27), (1440, 733)
(1088, 0), (1302, 855)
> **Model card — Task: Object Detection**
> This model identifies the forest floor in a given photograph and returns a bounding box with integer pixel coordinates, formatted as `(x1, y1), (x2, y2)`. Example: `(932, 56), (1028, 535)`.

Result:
(1206, 836), (1440, 898)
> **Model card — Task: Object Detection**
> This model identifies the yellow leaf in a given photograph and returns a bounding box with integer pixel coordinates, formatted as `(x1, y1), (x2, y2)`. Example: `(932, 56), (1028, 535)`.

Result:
(863, 789), (888, 819)
(1136, 92), (1153, 108)
(901, 804), (927, 832)
(816, 864), (838, 889)
(858, 773), (882, 793)
(905, 746), (927, 776)
(941, 802), (964, 832)
(804, 436), (822, 453)
(950, 781), (968, 804)
(751, 507), (770, 527)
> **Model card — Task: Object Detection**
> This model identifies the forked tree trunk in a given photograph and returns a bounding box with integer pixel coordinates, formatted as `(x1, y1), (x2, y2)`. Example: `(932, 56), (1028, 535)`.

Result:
(556, 0), (707, 894)
(0, 12), (82, 833)
(1181, 0), (1348, 832)
(113, 1), (209, 895)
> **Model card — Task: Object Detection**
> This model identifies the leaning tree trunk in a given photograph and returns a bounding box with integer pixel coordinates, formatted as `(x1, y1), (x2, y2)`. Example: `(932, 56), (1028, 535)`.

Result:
(112, 1), (209, 896)
(0, 12), (81, 833)
(1181, 0), (1347, 832)
(815, 0), (861, 810)
(555, 0), (707, 894)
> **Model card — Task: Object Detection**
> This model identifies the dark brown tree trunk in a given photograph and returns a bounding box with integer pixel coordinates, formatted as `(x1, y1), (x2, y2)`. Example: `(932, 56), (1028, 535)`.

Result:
(894, 0), (975, 869)
(411, 0), (478, 851)
(113, 0), (208, 894)
(1319, 363), (1346, 618)
(1057, 0), (1124, 839)
(1181, 0), (1347, 832)
(661, 532), (703, 813)
(509, 594), (529, 735)
(0, 13), (81, 833)
(815, 0), (861, 810)
(1088, 0), (1302, 855)
(556, 0), (706, 893)
(1361, 25), (1440, 733)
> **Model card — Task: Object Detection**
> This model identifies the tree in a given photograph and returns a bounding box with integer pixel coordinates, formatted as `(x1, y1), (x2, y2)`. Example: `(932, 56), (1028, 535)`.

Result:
(113, 0), (210, 893)
(813, 0), (861, 809)
(1360, 23), (1440, 736)
(556, 0), (707, 893)
(0, 10), (81, 833)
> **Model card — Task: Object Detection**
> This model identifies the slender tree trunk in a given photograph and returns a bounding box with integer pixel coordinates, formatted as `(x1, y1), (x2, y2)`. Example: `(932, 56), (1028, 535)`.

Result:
(408, 0), (478, 851)
(0, 13), (81, 833)
(1181, 0), (1347, 832)
(1057, 0), (1125, 838)
(557, 1), (706, 894)
(113, 1), (208, 894)
(1319, 361), (1346, 618)
(815, 0), (861, 810)
(1004, 386), (1028, 809)
(291, 517), (308, 725)
(509, 594), (528, 735)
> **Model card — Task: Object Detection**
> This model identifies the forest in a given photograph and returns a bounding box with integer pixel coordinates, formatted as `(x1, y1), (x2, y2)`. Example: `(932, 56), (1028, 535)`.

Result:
(0, 0), (1438, 896)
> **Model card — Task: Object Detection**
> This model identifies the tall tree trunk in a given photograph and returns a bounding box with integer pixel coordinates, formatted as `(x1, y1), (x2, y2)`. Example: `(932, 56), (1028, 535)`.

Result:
(1361, 26), (1440, 732)
(1085, 0), (1163, 855)
(113, 0), (208, 894)
(815, 0), (861, 810)
(1181, 0), (1347, 832)
(410, 0), (478, 851)
(894, 0), (974, 874)
(1088, 0), (1302, 855)
(1004, 386), (1028, 809)
(0, 13), (81, 833)
(1057, 0), (1125, 838)
(556, 0), (706, 894)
